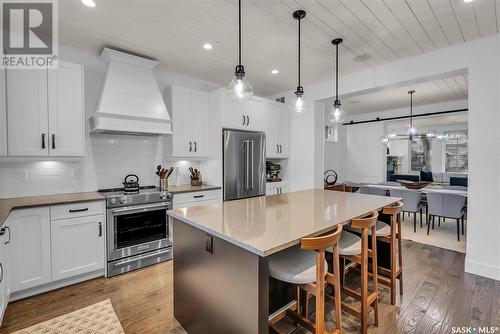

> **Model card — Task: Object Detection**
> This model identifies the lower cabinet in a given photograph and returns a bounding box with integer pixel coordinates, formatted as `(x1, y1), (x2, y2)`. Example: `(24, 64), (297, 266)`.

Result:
(9, 207), (51, 293)
(6, 202), (105, 299)
(173, 189), (221, 209)
(0, 223), (11, 324)
(266, 182), (289, 195)
(51, 215), (105, 281)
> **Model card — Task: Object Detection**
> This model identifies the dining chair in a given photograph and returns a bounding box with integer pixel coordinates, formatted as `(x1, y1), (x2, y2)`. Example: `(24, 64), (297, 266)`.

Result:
(360, 186), (387, 197)
(389, 188), (424, 232)
(426, 192), (466, 241)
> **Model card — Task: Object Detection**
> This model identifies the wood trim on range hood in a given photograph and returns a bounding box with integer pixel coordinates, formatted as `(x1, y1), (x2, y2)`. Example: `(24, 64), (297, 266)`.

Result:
(90, 48), (172, 135)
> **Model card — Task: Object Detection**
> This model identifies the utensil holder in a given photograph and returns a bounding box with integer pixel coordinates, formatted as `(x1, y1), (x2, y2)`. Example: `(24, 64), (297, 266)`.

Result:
(191, 179), (202, 186)
(161, 178), (169, 191)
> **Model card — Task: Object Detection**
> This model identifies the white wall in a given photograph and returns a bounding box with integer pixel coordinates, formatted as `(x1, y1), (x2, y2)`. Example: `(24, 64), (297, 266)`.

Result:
(0, 45), (221, 198)
(271, 34), (500, 281)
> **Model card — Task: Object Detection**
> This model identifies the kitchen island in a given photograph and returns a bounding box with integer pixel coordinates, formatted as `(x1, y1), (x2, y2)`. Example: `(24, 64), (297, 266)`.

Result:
(168, 189), (400, 334)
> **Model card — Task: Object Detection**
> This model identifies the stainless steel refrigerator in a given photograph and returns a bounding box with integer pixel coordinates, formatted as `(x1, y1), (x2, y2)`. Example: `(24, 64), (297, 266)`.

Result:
(223, 129), (266, 201)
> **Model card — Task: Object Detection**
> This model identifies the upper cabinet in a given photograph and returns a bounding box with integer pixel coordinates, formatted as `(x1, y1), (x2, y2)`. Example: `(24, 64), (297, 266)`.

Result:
(266, 101), (290, 158)
(6, 61), (84, 157)
(0, 68), (6, 156)
(223, 95), (265, 131)
(166, 86), (209, 158)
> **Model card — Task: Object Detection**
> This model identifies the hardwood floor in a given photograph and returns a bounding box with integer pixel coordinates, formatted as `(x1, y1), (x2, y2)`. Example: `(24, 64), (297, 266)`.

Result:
(1, 240), (499, 334)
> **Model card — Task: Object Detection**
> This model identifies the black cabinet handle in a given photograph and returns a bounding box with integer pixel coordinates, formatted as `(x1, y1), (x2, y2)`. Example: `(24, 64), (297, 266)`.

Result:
(42, 134), (46, 149)
(0, 263), (3, 283)
(193, 194), (204, 199)
(279, 145), (282, 153)
(51, 134), (55, 149)
(98, 222), (102, 237)
(69, 208), (89, 213)
(194, 141), (197, 152)
(205, 235), (213, 254)
(189, 141), (192, 152)
(246, 115), (250, 126)
(1, 226), (11, 245)
(242, 115), (246, 125)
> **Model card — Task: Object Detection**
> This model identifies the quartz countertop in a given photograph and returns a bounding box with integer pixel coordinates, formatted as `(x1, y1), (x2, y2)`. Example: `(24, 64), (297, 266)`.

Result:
(167, 184), (221, 194)
(0, 192), (104, 225)
(168, 189), (401, 257)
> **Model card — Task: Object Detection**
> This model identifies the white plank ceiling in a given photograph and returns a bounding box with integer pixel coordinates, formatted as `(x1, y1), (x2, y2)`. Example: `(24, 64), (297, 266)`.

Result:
(59, 0), (499, 96)
(322, 73), (468, 115)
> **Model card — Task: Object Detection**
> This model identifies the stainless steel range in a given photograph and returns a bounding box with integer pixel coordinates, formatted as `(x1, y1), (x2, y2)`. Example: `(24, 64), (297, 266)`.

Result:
(99, 186), (173, 277)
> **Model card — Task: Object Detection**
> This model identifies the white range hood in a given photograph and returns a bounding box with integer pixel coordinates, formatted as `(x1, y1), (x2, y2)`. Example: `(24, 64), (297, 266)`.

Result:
(90, 48), (172, 135)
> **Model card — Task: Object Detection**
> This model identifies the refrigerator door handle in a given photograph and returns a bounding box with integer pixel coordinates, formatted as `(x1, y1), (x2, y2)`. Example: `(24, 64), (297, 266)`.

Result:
(250, 140), (254, 189)
(244, 140), (250, 190)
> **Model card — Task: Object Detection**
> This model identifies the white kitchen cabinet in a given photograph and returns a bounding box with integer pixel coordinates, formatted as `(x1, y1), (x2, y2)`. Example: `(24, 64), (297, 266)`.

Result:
(8, 207), (51, 293)
(51, 214), (105, 281)
(6, 62), (84, 157)
(47, 61), (85, 156)
(0, 67), (6, 156)
(167, 86), (209, 158)
(6, 69), (49, 156)
(266, 182), (289, 195)
(223, 95), (265, 131)
(0, 223), (11, 325)
(266, 101), (290, 158)
(173, 189), (221, 208)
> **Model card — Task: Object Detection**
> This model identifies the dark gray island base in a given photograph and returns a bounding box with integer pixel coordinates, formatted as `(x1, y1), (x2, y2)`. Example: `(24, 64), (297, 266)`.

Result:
(173, 219), (269, 334)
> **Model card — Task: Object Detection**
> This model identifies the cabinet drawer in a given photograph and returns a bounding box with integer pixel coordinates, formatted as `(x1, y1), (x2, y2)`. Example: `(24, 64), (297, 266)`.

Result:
(173, 190), (221, 206)
(50, 200), (105, 221)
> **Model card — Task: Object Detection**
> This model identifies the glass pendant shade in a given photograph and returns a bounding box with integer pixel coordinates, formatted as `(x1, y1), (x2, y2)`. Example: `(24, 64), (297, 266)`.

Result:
(426, 130), (437, 138)
(227, 66), (253, 100)
(437, 133), (449, 142)
(329, 100), (345, 124)
(291, 87), (308, 115)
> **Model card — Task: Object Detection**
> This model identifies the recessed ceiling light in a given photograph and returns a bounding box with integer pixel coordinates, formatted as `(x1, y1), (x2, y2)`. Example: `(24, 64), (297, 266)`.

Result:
(463, 0), (473, 2)
(353, 53), (372, 62)
(203, 43), (213, 50)
(81, 0), (96, 7)
(271, 69), (279, 74)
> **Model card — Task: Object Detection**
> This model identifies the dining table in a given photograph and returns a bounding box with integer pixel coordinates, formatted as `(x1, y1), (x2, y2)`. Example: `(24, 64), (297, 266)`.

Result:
(363, 183), (468, 197)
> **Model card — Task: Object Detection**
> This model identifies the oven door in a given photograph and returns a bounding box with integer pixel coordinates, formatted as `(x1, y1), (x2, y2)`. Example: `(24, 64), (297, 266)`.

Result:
(107, 202), (172, 261)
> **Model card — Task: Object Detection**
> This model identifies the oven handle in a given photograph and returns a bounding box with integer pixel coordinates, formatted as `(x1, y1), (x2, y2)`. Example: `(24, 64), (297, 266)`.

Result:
(113, 248), (171, 266)
(111, 202), (170, 215)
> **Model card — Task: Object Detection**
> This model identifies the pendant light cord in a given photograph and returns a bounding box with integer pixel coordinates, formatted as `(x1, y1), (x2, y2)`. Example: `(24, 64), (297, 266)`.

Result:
(298, 17), (301, 87)
(238, 0), (242, 66)
(410, 91), (413, 127)
(335, 43), (339, 100)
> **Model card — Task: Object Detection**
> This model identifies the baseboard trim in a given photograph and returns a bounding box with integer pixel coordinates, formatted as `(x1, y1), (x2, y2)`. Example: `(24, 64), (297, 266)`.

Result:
(465, 258), (500, 281)
(10, 269), (104, 302)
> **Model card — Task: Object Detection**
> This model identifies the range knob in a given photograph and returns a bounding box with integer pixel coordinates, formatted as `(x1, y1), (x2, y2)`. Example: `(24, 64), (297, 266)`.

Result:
(119, 196), (126, 204)
(110, 198), (117, 204)
(159, 192), (167, 200)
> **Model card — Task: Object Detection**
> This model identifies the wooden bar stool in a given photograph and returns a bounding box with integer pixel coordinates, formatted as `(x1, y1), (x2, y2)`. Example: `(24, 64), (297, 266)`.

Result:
(268, 224), (343, 334)
(337, 211), (379, 334)
(371, 201), (404, 305)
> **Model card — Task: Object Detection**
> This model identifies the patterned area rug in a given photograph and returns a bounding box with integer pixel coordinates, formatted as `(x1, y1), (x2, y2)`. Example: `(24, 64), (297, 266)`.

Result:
(12, 299), (124, 334)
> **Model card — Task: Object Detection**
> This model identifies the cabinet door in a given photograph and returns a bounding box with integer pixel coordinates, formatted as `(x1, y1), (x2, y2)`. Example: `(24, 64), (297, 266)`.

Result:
(9, 207), (51, 292)
(6, 69), (49, 156)
(0, 68), (6, 156)
(51, 215), (105, 281)
(223, 96), (245, 129)
(277, 103), (290, 157)
(265, 102), (278, 158)
(0, 225), (10, 325)
(48, 61), (84, 156)
(244, 99), (264, 131)
(171, 86), (193, 157)
(191, 90), (209, 157)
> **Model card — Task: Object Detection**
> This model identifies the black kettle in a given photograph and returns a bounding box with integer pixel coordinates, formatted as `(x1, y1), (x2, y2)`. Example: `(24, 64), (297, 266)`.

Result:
(123, 174), (139, 194)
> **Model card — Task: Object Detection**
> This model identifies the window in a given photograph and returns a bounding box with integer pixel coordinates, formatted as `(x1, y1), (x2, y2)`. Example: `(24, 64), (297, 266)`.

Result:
(445, 130), (468, 173)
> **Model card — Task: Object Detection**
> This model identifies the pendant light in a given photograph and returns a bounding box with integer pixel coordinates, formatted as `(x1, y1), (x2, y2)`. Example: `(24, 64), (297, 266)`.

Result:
(328, 38), (345, 124)
(407, 90), (417, 135)
(291, 10), (308, 115)
(227, 0), (253, 100)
